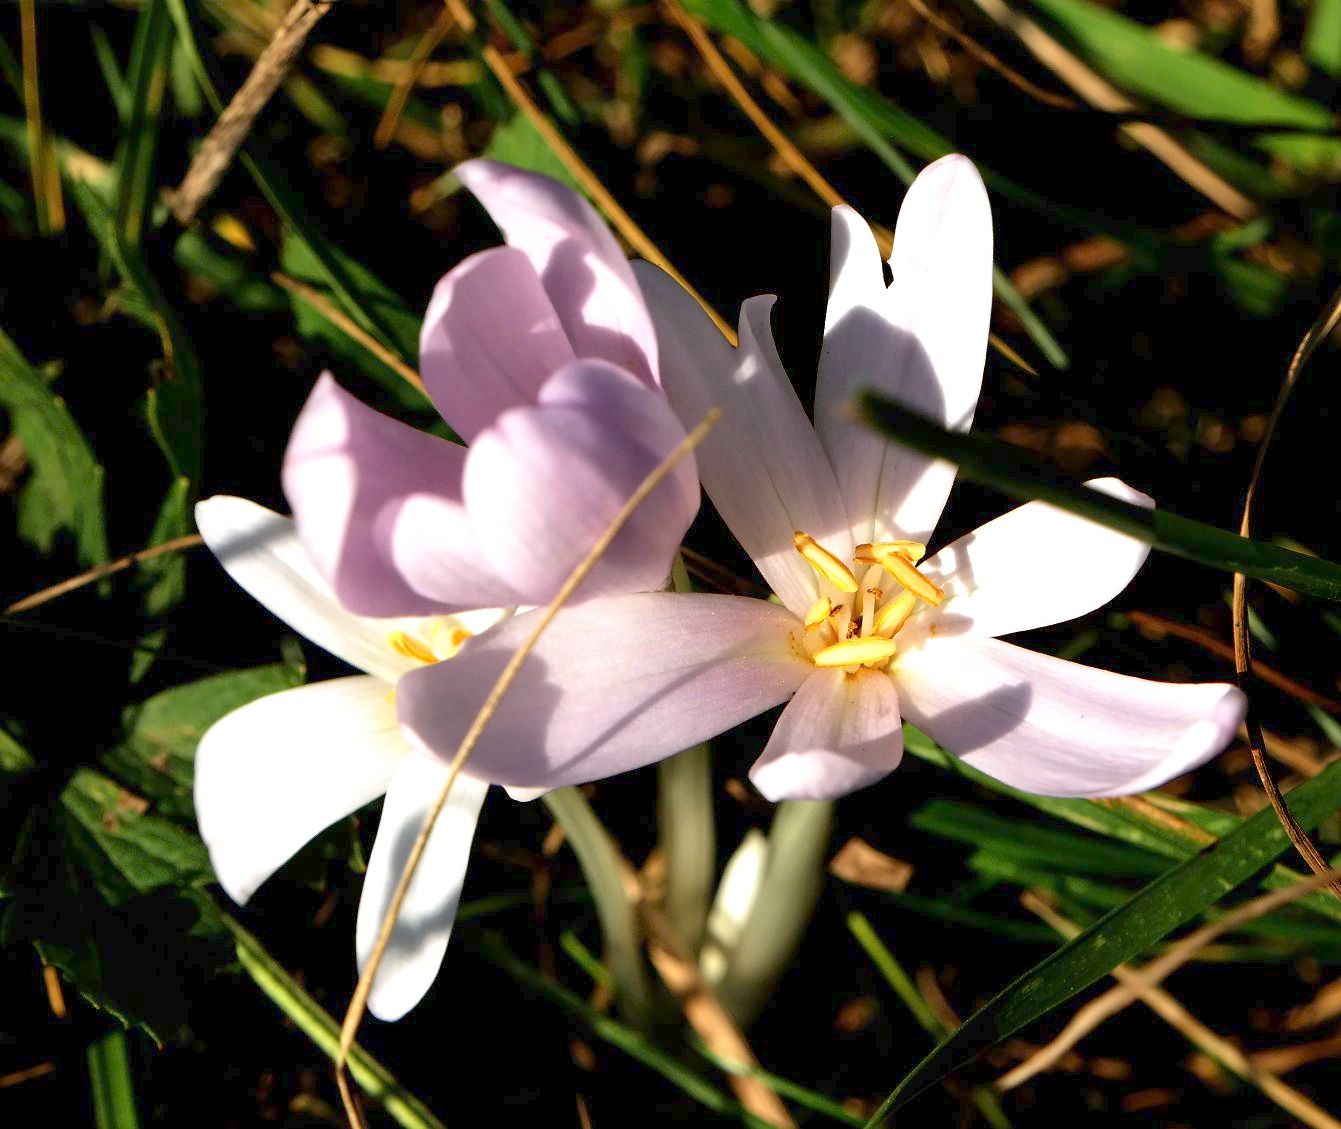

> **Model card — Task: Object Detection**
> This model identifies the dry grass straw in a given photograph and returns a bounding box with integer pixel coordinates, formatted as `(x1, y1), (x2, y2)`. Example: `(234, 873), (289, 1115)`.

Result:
(334, 407), (721, 1128)
(1008, 888), (1341, 1129)
(966, 0), (1257, 221)
(1232, 285), (1341, 899)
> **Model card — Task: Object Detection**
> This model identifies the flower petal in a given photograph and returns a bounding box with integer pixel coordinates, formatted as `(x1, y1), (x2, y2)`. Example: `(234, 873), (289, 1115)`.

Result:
(463, 359), (698, 605)
(195, 677), (408, 904)
(419, 246), (576, 441)
(816, 156), (993, 546)
(195, 496), (416, 683)
(397, 592), (811, 788)
(750, 668), (903, 801)
(916, 478), (1154, 642)
(356, 755), (489, 1021)
(896, 636), (1245, 798)
(283, 374), (517, 616)
(456, 159), (656, 384)
(636, 262), (851, 617)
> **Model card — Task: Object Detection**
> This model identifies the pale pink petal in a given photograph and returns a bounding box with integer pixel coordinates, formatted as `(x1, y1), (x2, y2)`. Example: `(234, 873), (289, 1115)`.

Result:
(397, 592), (812, 788)
(895, 636), (1245, 798)
(356, 755), (489, 1021)
(816, 157), (993, 546)
(636, 262), (851, 617)
(463, 360), (698, 605)
(456, 159), (656, 384)
(419, 246), (576, 441)
(282, 374), (517, 616)
(195, 677), (408, 904)
(195, 496), (417, 684)
(915, 478), (1154, 643)
(749, 668), (904, 801)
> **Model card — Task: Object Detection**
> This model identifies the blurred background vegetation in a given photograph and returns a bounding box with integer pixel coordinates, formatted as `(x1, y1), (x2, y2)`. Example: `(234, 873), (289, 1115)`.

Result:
(6, 0), (1341, 1125)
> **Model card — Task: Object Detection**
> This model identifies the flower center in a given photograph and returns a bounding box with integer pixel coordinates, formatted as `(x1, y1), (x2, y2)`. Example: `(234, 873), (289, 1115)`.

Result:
(792, 531), (943, 673)
(386, 618), (475, 666)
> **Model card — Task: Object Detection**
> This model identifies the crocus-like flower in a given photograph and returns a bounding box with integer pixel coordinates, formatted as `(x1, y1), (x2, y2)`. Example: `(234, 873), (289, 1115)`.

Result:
(194, 159), (698, 1019)
(397, 155), (1246, 803)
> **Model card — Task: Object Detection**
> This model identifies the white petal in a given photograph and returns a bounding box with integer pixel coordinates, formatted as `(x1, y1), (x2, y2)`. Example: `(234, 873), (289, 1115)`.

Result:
(749, 668), (904, 801)
(356, 756), (489, 1021)
(895, 636), (1246, 798)
(194, 677), (409, 904)
(915, 478), (1154, 642)
(195, 496), (417, 683)
(816, 157), (993, 547)
(636, 262), (851, 616)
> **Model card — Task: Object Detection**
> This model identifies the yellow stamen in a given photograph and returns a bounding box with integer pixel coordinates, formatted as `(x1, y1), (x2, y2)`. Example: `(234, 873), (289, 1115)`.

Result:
(855, 540), (926, 564)
(872, 547), (943, 606)
(812, 636), (899, 669)
(872, 591), (918, 638)
(803, 596), (833, 629)
(387, 630), (438, 665)
(793, 531), (858, 593)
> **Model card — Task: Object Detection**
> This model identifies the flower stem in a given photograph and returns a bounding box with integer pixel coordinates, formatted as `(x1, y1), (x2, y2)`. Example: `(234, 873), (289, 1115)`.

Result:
(714, 800), (833, 1028)
(543, 787), (655, 1027)
(657, 742), (715, 955)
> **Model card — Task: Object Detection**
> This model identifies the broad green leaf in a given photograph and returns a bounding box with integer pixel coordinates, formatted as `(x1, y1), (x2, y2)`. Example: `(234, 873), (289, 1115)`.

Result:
(61, 769), (212, 895)
(102, 663), (303, 818)
(225, 914), (447, 1129)
(113, 0), (172, 247)
(1307, 0), (1341, 77)
(856, 394), (1341, 603)
(0, 327), (108, 566)
(0, 723), (34, 776)
(866, 752), (1341, 1121)
(87, 1031), (141, 1129)
(678, 0), (1073, 369)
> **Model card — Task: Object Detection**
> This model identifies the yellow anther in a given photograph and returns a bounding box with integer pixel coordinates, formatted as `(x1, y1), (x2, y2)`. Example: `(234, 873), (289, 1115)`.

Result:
(872, 547), (943, 607)
(856, 540), (926, 564)
(803, 596), (833, 629)
(872, 591), (918, 638)
(812, 636), (899, 669)
(793, 531), (858, 593)
(387, 630), (438, 665)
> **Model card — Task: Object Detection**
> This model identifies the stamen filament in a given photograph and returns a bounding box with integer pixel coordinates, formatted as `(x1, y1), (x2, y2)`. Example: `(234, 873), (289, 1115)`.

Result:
(793, 531), (858, 593)
(872, 547), (943, 606)
(872, 591), (918, 638)
(812, 636), (899, 669)
(859, 564), (882, 638)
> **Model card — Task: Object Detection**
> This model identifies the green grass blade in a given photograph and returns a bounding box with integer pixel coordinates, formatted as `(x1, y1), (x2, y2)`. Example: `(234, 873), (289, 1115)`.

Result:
(223, 914), (447, 1129)
(865, 752), (1341, 1122)
(1306, 0), (1341, 76)
(856, 393), (1341, 602)
(113, 0), (171, 247)
(87, 1031), (141, 1129)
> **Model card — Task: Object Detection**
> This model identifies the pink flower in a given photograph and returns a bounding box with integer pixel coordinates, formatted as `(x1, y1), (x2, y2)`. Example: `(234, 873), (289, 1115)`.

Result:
(194, 160), (698, 1019)
(398, 155), (1245, 802)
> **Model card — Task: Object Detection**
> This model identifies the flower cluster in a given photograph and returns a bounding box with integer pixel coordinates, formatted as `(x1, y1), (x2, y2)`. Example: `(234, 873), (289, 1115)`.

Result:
(196, 156), (1245, 1020)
